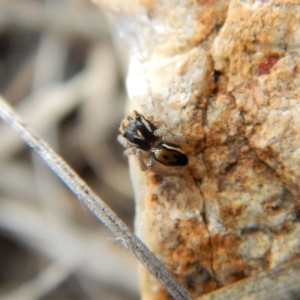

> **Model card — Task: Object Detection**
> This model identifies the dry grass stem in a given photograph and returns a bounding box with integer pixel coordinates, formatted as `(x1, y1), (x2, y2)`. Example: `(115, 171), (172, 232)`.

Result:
(0, 97), (192, 300)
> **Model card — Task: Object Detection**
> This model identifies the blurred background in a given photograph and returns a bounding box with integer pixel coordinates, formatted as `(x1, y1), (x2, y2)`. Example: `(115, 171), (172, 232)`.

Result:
(0, 0), (139, 299)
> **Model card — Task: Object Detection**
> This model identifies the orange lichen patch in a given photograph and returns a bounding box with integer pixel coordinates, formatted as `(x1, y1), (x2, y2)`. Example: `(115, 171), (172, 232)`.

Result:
(197, 0), (217, 5)
(262, 198), (282, 213)
(139, 176), (217, 297)
(192, 1), (228, 46)
(211, 234), (248, 284)
(258, 54), (281, 75)
(253, 162), (267, 174)
(150, 174), (164, 185)
(158, 219), (219, 295)
(170, 219), (211, 260)
(219, 204), (246, 228)
(139, 266), (173, 300)
(138, 214), (218, 297)
(160, 219), (217, 296)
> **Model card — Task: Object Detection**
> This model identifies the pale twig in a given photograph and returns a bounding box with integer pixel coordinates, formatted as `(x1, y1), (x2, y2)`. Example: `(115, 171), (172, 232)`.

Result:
(1, 263), (74, 300)
(0, 53), (99, 160)
(0, 197), (138, 294)
(0, 96), (192, 300)
(0, 0), (108, 41)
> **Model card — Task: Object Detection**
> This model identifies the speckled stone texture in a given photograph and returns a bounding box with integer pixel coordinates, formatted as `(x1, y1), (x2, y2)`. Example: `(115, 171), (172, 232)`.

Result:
(94, 0), (300, 299)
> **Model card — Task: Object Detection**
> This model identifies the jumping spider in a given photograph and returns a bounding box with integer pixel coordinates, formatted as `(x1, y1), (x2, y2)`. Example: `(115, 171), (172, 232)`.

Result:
(118, 111), (188, 170)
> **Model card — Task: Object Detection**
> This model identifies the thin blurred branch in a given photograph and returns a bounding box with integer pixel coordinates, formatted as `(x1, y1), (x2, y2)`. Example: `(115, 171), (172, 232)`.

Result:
(0, 197), (138, 296)
(0, 0), (108, 41)
(0, 96), (192, 300)
(0, 47), (100, 160)
(1, 263), (74, 300)
(0, 1), (137, 299)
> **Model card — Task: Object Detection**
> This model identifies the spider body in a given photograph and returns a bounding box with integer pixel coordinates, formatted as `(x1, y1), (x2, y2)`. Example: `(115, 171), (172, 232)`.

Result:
(150, 142), (188, 166)
(119, 111), (158, 150)
(118, 111), (188, 169)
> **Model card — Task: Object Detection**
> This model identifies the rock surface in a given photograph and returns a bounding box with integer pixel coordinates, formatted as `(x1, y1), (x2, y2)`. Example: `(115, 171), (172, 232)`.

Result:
(94, 0), (300, 298)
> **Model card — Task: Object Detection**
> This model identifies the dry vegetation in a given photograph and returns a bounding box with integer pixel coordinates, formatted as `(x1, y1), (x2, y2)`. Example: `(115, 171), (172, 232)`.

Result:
(0, 0), (139, 299)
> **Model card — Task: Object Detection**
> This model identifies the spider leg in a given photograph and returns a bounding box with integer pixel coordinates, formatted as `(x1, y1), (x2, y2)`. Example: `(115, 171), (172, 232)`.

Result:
(123, 148), (138, 156)
(135, 149), (149, 171)
(118, 135), (150, 171)
(117, 135), (131, 148)
(146, 158), (153, 168)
